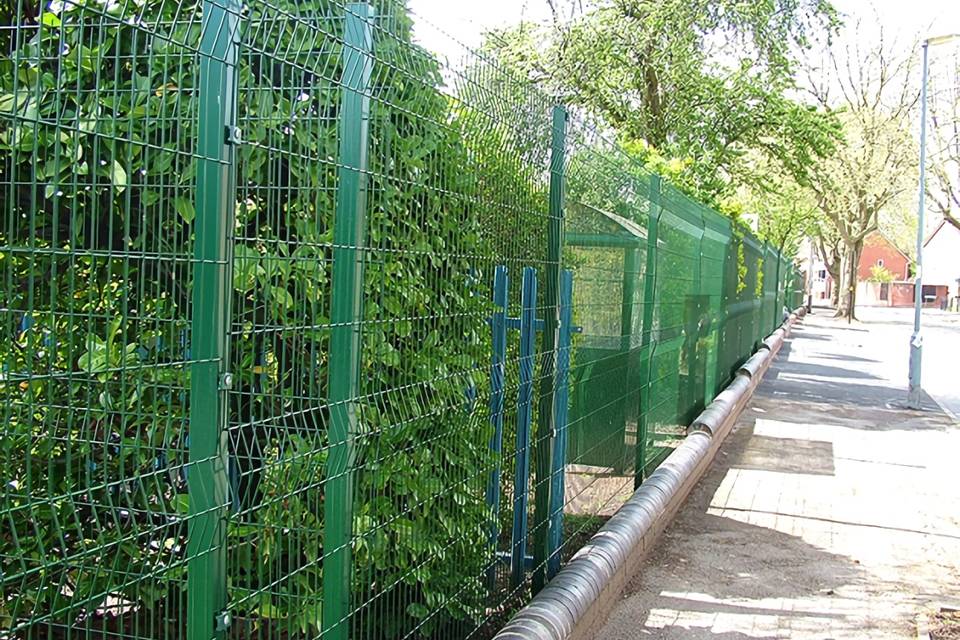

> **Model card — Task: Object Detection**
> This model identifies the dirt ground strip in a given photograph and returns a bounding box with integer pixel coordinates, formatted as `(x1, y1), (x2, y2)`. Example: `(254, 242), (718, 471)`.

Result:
(594, 312), (960, 639)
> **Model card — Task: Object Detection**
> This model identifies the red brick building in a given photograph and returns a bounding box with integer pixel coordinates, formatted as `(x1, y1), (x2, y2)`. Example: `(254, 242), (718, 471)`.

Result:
(852, 232), (914, 307)
(814, 230), (953, 309)
(858, 232), (910, 281)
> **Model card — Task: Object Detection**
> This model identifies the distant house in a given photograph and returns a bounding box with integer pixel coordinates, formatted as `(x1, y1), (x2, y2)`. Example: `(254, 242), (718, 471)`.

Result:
(802, 225), (958, 309)
(859, 232), (910, 280)
(809, 261), (833, 303)
(856, 232), (913, 307)
(923, 220), (960, 309)
(795, 238), (832, 303)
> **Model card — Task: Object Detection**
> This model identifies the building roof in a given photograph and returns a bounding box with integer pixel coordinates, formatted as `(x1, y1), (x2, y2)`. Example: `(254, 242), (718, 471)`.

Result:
(566, 201), (649, 246)
(865, 230), (912, 263)
(923, 219), (960, 248)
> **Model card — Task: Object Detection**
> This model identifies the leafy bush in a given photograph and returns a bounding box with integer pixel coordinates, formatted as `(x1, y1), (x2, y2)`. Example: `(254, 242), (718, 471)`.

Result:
(0, 0), (547, 636)
(869, 264), (895, 283)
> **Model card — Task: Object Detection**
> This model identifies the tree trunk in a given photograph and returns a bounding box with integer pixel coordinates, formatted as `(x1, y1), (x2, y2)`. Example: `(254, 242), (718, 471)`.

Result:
(828, 262), (841, 308)
(834, 241), (863, 321)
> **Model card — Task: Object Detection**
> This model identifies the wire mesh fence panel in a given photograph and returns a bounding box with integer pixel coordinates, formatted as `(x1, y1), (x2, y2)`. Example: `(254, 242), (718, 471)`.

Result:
(700, 210), (732, 402)
(791, 266), (805, 309)
(0, 0), (215, 636)
(559, 117), (652, 562)
(349, 6), (556, 638)
(776, 254), (787, 324)
(764, 243), (778, 336)
(221, 1), (559, 637)
(784, 263), (792, 310)
(1, 0), (801, 638)
(646, 183), (705, 467)
(716, 231), (742, 386)
(741, 233), (764, 351)
(221, 1), (344, 638)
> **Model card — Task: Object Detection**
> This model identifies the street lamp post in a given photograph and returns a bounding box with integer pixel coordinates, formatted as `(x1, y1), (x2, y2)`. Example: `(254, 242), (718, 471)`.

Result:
(908, 34), (960, 410)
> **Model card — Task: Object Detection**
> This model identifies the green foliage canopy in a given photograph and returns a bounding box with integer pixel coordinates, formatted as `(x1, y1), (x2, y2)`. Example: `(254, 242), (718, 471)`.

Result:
(484, 0), (840, 205)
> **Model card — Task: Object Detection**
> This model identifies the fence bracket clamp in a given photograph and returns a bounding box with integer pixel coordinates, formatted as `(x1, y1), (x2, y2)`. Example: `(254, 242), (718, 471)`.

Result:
(215, 610), (232, 631)
(219, 372), (234, 390)
(224, 126), (242, 145)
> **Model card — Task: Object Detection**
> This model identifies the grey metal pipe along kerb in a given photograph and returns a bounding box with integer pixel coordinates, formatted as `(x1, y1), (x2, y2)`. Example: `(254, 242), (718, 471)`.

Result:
(761, 329), (786, 354)
(689, 375), (751, 437)
(737, 350), (770, 379)
(492, 432), (712, 640)
(493, 311), (804, 640)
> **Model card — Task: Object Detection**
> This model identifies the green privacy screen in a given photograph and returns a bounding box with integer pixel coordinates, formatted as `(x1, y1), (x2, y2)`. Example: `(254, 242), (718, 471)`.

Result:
(0, 1), (803, 638)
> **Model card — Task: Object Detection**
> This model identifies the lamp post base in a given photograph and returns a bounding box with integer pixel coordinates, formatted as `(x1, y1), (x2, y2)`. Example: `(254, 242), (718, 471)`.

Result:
(907, 333), (923, 409)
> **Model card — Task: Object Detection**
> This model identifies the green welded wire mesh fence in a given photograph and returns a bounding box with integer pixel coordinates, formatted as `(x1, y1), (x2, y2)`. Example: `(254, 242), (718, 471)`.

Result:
(0, 0), (805, 638)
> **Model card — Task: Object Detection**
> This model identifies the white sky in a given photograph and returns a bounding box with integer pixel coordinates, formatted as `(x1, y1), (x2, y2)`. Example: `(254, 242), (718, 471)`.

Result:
(406, 0), (551, 54)
(832, 0), (960, 44)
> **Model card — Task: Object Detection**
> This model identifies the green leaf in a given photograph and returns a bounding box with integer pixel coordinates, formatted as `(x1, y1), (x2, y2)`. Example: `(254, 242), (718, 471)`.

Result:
(40, 12), (61, 28)
(233, 245), (260, 291)
(0, 91), (28, 113)
(111, 160), (127, 193)
(174, 197), (195, 223)
(172, 494), (190, 515)
(257, 600), (284, 620)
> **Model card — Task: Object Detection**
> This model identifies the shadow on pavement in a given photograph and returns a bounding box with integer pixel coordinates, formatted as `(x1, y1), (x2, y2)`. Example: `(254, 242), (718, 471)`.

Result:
(784, 328), (832, 341)
(766, 359), (880, 381)
(620, 628), (780, 640)
(600, 422), (861, 640)
(728, 432), (835, 476)
(812, 352), (880, 364)
(756, 355), (948, 432)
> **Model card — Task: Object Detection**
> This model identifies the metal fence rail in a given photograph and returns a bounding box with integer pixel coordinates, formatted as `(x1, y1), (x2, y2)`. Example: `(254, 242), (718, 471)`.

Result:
(0, 1), (803, 638)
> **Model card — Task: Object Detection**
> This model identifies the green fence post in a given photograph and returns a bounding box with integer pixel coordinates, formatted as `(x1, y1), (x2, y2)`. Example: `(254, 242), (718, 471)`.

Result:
(767, 244), (775, 333)
(635, 175), (661, 489)
(761, 242), (769, 336)
(533, 104), (567, 594)
(323, 4), (374, 639)
(760, 242), (767, 335)
(774, 251), (782, 326)
(187, 0), (241, 638)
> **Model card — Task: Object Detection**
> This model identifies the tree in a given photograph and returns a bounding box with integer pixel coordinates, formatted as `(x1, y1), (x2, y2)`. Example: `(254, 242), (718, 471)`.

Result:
(804, 25), (919, 320)
(869, 264), (896, 282)
(815, 222), (844, 307)
(733, 155), (821, 256)
(483, 0), (839, 206)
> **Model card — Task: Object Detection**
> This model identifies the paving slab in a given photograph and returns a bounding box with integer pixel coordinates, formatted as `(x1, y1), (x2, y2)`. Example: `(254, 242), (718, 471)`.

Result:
(593, 312), (960, 639)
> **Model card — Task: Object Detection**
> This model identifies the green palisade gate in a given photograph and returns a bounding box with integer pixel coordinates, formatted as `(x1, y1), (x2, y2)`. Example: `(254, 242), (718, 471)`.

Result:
(0, 0), (801, 637)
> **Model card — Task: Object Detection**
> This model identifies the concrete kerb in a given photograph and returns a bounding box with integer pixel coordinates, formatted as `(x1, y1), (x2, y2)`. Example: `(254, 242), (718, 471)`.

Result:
(492, 307), (805, 640)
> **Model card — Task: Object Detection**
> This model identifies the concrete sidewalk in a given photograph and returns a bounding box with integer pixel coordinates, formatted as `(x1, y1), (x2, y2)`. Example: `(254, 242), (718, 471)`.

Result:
(594, 313), (960, 639)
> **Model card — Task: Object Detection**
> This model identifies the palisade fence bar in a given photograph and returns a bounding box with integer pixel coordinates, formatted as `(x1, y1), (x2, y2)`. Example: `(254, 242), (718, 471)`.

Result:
(0, 0), (806, 638)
